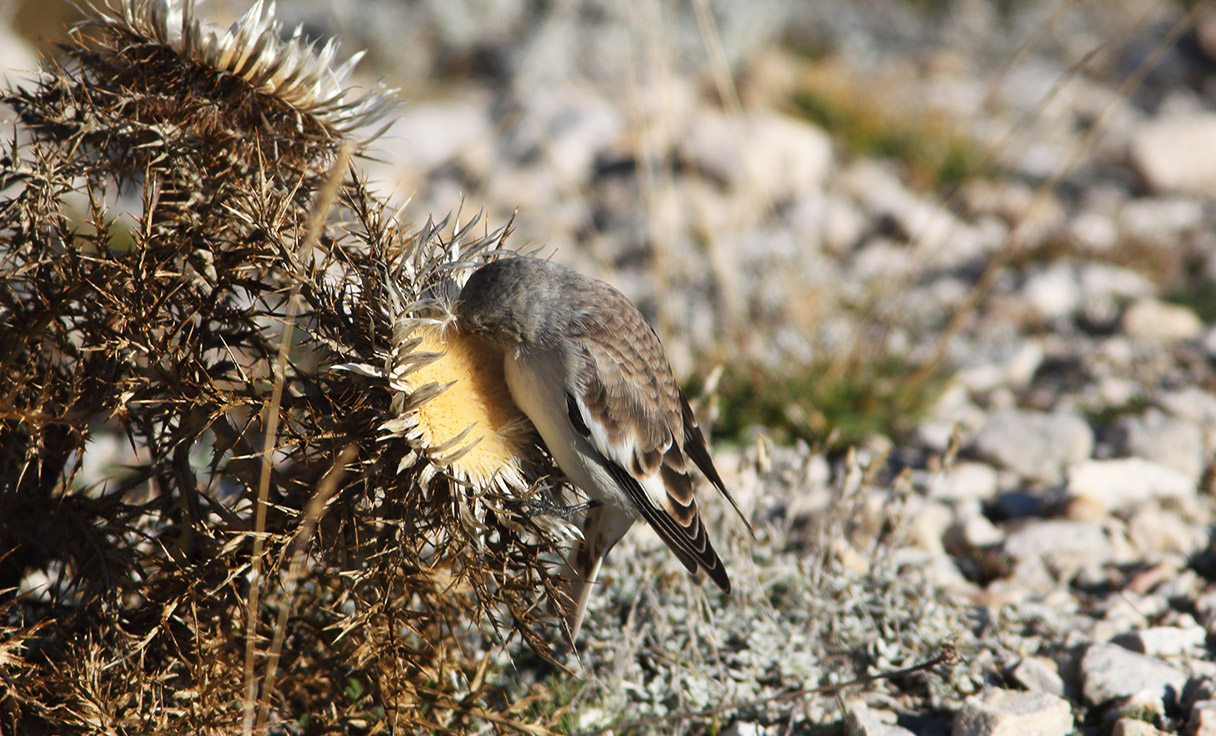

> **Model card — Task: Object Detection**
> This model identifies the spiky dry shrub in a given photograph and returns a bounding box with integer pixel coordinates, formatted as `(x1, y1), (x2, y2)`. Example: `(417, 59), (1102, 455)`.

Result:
(0, 2), (572, 733)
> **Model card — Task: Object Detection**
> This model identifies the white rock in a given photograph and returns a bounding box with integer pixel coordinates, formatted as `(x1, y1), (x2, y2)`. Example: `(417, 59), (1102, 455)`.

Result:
(1093, 593), (1167, 643)
(1127, 506), (1208, 557)
(1003, 520), (1130, 578)
(973, 409), (1094, 484)
(847, 701), (915, 736)
(370, 97), (494, 202)
(929, 462), (1001, 502)
(907, 498), (953, 555)
(840, 160), (983, 267)
(1096, 376), (1146, 409)
(990, 555), (1057, 599)
(821, 193), (867, 253)
(1116, 689), (1168, 725)
(1122, 299), (1204, 341)
(1111, 718), (1169, 736)
(945, 512), (1004, 551)
(1079, 263), (1155, 303)
(951, 688), (1072, 736)
(1081, 644), (1187, 705)
(1118, 197), (1204, 240)
(1117, 625), (1208, 658)
(683, 110), (833, 203)
(1068, 211), (1118, 252)
(1189, 699), (1216, 736)
(1023, 263), (1081, 321)
(722, 721), (772, 736)
(1066, 458), (1195, 512)
(1130, 113), (1216, 196)
(958, 341), (1045, 394)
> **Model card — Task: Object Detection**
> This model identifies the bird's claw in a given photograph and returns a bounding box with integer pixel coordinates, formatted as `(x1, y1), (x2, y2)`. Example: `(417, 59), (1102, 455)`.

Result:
(520, 496), (600, 520)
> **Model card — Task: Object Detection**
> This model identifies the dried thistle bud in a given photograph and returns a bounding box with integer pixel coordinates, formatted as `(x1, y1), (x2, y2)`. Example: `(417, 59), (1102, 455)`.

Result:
(0, 1), (575, 732)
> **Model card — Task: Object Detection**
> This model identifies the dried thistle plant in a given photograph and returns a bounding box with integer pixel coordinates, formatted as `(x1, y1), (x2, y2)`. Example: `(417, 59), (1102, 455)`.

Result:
(0, 1), (574, 733)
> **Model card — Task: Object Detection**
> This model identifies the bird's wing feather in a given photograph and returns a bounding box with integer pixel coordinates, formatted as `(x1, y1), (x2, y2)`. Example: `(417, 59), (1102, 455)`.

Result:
(562, 298), (730, 592)
(678, 389), (754, 537)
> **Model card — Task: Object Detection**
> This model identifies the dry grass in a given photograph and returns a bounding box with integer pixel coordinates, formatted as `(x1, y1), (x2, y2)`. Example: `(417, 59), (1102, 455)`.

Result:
(0, 3), (573, 733)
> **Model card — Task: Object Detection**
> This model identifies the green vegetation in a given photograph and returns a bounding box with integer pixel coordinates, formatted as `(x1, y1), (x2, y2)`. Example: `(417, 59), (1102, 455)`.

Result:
(520, 674), (586, 733)
(790, 64), (989, 192)
(1166, 282), (1216, 324)
(696, 353), (952, 449)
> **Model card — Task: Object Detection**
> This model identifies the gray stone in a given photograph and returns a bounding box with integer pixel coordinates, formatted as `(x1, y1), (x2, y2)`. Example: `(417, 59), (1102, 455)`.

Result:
(1066, 458), (1195, 512)
(1003, 520), (1130, 580)
(1081, 644), (1187, 706)
(1118, 410), (1205, 482)
(951, 688), (1072, 736)
(1009, 657), (1066, 697)
(1077, 263), (1154, 328)
(1157, 388), (1216, 454)
(1198, 590), (1216, 637)
(973, 409), (1093, 484)
(1093, 593), (1167, 644)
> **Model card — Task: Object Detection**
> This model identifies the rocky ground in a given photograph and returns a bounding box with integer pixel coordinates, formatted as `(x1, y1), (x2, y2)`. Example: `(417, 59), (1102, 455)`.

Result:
(8, 0), (1216, 733)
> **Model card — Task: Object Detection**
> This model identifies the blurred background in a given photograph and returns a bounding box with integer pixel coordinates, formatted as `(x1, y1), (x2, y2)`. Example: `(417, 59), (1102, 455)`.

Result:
(6, 0), (1214, 453)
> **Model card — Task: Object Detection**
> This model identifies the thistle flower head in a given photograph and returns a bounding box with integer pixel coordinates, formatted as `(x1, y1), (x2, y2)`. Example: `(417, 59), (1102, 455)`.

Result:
(1, 1), (577, 730)
(91, 0), (396, 136)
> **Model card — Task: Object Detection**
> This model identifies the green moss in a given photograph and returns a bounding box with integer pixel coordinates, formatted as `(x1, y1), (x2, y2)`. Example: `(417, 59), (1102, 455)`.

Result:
(1084, 396), (1154, 427)
(519, 674), (588, 734)
(694, 354), (952, 449)
(1166, 282), (1216, 324)
(790, 83), (988, 193)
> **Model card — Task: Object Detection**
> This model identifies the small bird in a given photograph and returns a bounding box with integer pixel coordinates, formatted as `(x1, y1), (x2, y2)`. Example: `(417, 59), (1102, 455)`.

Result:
(455, 255), (749, 639)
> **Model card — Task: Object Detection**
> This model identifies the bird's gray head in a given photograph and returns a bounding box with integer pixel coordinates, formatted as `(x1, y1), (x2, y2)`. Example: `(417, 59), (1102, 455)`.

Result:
(455, 256), (582, 347)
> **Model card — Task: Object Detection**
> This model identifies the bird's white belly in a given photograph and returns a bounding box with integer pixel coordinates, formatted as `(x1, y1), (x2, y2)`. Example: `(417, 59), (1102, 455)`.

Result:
(503, 347), (637, 518)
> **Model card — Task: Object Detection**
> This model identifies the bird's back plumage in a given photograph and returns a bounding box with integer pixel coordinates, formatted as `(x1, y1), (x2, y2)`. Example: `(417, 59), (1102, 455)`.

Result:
(456, 256), (743, 640)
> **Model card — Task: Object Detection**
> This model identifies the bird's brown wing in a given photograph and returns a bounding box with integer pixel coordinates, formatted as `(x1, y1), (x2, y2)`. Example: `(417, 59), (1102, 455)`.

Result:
(562, 296), (731, 592)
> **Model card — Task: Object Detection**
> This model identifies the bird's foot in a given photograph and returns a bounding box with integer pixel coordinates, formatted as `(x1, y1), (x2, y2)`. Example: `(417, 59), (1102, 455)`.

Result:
(520, 496), (600, 520)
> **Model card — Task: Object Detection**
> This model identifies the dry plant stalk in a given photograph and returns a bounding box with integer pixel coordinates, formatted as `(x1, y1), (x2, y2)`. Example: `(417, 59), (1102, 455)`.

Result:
(0, 1), (573, 733)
